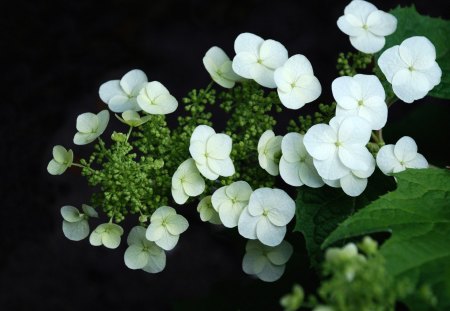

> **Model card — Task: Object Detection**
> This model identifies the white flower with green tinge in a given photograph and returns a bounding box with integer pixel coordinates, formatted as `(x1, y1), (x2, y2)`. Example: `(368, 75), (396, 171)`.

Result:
(279, 133), (324, 188)
(73, 110), (109, 145)
(376, 136), (428, 175)
(99, 69), (148, 112)
(232, 32), (288, 88)
(274, 54), (321, 109)
(242, 240), (293, 282)
(145, 206), (189, 251)
(203, 46), (241, 88)
(137, 81), (178, 115)
(116, 110), (152, 127)
(171, 158), (206, 205)
(61, 204), (98, 241)
(258, 130), (283, 176)
(197, 196), (222, 225)
(377, 36), (442, 103)
(332, 74), (387, 130)
(47, 145), (73, 175)
(238, 188), (295, 247)
(89, 222), (124, 249)
(337, 0), (397, 54)
(211, 181), (253, 228)
(189, 125), (235, 180)
(124, 226), (166, 273)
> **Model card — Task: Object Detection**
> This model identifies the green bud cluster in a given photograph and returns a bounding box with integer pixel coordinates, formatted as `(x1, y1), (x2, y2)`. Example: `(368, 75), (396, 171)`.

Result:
(287, 102), (336, 134)
(337, 52), (373, 77)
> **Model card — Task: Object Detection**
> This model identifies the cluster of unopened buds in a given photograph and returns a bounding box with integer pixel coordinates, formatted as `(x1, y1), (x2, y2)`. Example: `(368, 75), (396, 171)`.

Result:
(48, 0), (439, 282)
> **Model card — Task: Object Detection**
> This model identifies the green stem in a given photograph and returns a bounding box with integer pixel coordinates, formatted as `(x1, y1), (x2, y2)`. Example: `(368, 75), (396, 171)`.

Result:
(204, 80), (214, 93)
(126, 126), (133, 141)
(71, 163), (96, 173)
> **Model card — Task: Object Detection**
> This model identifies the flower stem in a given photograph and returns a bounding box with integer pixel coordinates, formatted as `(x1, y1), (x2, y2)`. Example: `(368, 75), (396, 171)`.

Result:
(126, 126), (133, 141)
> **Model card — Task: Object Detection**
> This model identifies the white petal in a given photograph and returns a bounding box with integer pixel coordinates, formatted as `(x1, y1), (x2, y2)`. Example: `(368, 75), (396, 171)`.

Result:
(120, 69), (148, 96)
(166, 214), (189, 235)
(419, 63), (442, 87)
(99, 80), (123, 103)
(354, 74), (385, 100)
(73, 133), (98, 145)
(259, 39), (288, 70)
(298, 159), (325, 188)
(344, 0), (377, 19)
(366, 10), (397, 36)
(406, 153), (428, 169)
(76, 112), (98, 133)
(352, 152), (376, 178)
(338, 116), (371, 145)
(142, 248), (166, 273)
(340, 173), (368, 197)
(394, 136), (418, 162)
(152, 206), (176, 220)
(127, 226), (146, 245)
(264, 157), (280, 176)
(267, 241), (293, 265)
(281, 132), (305, 162)
(207, 157), (235, 177)
(211, 186), (229, 212)
(350, 31), (386, 54)
(357, 98), (388, 130)
(189, 141), (207, 165)
(314, 152), (351, 180)
(172, 186), (189, 205)
(251, 63), (277, 88)
(376, 144), (399, 175)
(146, 223), (165, 241)
(247, 188), (270, 216)
(204, 46), (230, 69)
(280, 158), (303, 187)
(218, 202), (245, 228)
(399, 36), (436, 70)
(392, 69), (430, 103)
(137, 82), (178, 115)
(256, 262), (285, 282)
(377, 46), (407, 83)
(102, 232), (121, 249)
(324, 178), (341, 188)
(226, 181), (253, 201)
(232, 52), (258, 79)
(191, 125), (215, 144)
(234, 32), (264, 54)
(47, 160), (66, 175)
(124, 245), (149, 269)
(237, 207), (259, 239)
(207, 134), (232, 159)
(256, 217), (286, 247)
(182, 172), (205, 197)
(62, 220), (89, 241)
(258, 130), (275, 153)
(337, 16), (365, 37)
(195, 162), (219, 180)
(332, 76), (360, 110)
(339, 146), (372, 171)
(108, 95), (138, 112)
(155, 230), (179, 251)
(96, 110), (110, 136)
(303, 124), (337, 161)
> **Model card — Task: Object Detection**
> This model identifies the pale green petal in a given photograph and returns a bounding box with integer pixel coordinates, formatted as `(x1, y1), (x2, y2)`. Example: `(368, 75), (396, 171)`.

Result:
(242, 252), (268, 275)
(73, 132), (98, 145)
(124, 245), (149, 269)
(266, 240), (293, 265)
(226, 181), (252, 202)
(89, 230), (103, 246)
(171, 186), (189, 205)
(146, 223), (165, 241)
(127, 226), (146, 245)
(102, 232), (121, 249)
(142, 248), (166, 273)
(47, 160), (67, 175)
(151, 206), (176, 221)
(106, 223), (124, 236)
(76, 112), (98, 133)
(155, 230), (179, 251)
(52, 145), (68, 163)
(182, 172), (205, 197)
(256, 262), (285, 282)
(81, 204), (98, 218)
(165, 214), (189, 235)
(60, 206), (83, 222)
(62, 220), (89, 241)
(96, 110), (110, 136)
(211, 186), (228, 212)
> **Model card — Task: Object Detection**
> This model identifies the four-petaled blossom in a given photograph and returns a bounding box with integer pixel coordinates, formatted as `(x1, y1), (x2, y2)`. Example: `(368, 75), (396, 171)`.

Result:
(378, 36), (442, 103)
(145, 206), (189, 251)
(137, 81), (178, 115)
(274, 54), (321, 109)
(337, 0), (397, 54)
(376, 136), (428, 175)
(116, 110), (151, 127)
(258, 130), (283, 176)
(124, 226), (166, 273)
(303, 116), (373, 181)
(189, 125), (235, 180)
(238, 188), (295, 247)
(73, 110), (110, 145)
(211, 181), (252, 228)
(279, 133), (324, 188)
(232, 32), (288, 88)
(242, 240), (293, 282)
(47, 145), (73, 175)
(171, 158), (206, 205)
(61, 204), (98, 241)
(203, 46), (241, 88)
(89, 222), (124, 249)
(99, 69), (148, 112)
(197, 196), (222, 225)
(332, 74), (388, 130)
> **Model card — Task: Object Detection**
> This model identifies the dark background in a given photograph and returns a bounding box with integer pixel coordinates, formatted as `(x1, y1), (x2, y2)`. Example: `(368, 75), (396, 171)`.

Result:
(2, 0), (449, 310)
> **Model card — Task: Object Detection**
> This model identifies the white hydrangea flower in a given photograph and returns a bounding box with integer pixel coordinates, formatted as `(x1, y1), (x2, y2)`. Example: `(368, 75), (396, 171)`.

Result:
(124, 226), (166, 273)
(61, 204), (98, 241)
(197, 196), (222, 225)
(238, 188), (295, 247)
(332, 74), (388, 130)
(378, 36), (442, 103)
(258, 130), (283, 176)
(242, 240), (293, 282)
(73, 110), (110, 145)
(232, 32), (288, 88)
(116, 110), (151, 127)
(203, 46), (241, 88)
(211, 181), (252, 228)
(337, 0), (397, 54)
(189, 125), (235, 180)
(137, 81), (178, 115)
(89, 222), (124, 249)
(145, 206), (189, 251)
(171, 158), (205, 205)
(99, 69), (148, 112)
(303, 116), (373, 180)
(376, 136), (428, 175)
(279, 133), (324, 188)
(274, 54), (321, 109)
(47, 145), (73, 175)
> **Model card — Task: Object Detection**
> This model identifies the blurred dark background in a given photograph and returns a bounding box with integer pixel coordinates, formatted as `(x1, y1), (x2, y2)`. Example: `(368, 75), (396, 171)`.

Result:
(2, 0), (449, 310)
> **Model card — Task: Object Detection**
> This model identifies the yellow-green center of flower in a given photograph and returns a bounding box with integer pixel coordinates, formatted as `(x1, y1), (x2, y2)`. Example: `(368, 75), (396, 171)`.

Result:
(358, 100), (364, 106)
(335, 141), (342, 147)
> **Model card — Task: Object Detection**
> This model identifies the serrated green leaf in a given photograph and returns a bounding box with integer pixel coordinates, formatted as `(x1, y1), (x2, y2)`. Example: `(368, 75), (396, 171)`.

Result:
(323, 168), (450, 310)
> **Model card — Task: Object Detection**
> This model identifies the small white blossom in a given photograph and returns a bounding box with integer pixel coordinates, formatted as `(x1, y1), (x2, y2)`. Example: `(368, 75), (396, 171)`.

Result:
(171, 158), (206, 205)
(337, 0), (397, 54)
(137, 81), (178, 115)
(99, 69), (148, 112)
(258, 130), (283, 176)
(145, 206), (189, 251)
(242, 240), (293, 282)
(203, 46), (241, 88)
(89, 222), (124, 249)
(47, 145), (73, 175)
(238, 188), (295, 247)
(376, 136), (428, 175)
(378, 36), (442, 103)
(279, 133), (324, 188)
(332, 74), (388, 130)
(232, 32), (288, 88)
(124, 226), (166, 273)
(116, 110), (151, 127)
(61, 204), (98, 241)
(211, 181), (252, 228)
(274, 54), (321, 109)
(189, 125), (235, 180)
(73, 110), (110, 145)
(197, 196), (222, 225)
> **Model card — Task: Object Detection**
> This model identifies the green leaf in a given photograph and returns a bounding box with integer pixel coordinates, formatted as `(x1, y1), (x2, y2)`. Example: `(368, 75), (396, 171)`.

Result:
(376, 6), (450, 99)
(323, 168), (450, 310)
